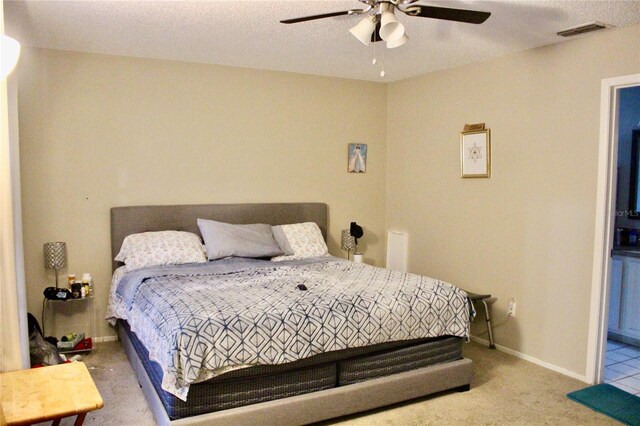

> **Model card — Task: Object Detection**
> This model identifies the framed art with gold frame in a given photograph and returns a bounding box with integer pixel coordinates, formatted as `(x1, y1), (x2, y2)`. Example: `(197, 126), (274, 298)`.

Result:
(460, 129), (491, 178)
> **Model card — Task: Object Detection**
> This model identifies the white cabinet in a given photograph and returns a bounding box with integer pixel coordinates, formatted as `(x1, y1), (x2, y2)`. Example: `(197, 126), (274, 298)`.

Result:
(609, 257), (623, 331)
(609, 255), (640, 342)
(622, 258), (640, 338)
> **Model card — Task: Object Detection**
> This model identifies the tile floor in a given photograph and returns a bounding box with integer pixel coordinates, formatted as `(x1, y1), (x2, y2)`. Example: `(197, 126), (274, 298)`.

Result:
(605, 339), (640, 395)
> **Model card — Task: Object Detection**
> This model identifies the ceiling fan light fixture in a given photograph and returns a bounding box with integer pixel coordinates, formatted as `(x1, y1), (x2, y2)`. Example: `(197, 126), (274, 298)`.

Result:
(1, 35), (21, 78)
(379, 4), (405, 42)
(349, 15), (377, 45)
(387, 33), (408, 49)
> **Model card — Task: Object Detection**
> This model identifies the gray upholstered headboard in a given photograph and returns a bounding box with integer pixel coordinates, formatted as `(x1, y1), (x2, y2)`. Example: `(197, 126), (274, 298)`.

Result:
(110, 203), (328, 271)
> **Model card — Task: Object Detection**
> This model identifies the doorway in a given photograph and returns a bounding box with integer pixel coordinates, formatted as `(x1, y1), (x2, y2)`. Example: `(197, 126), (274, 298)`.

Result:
(604, 86), (640, 395)
(587, 73), (640, 386)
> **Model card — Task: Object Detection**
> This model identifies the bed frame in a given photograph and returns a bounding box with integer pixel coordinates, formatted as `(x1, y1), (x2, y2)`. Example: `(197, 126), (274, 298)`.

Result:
(111, 202), (473, 425)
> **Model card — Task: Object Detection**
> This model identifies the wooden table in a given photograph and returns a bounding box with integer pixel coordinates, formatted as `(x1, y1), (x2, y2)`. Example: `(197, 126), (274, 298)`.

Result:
(1, 362), (103, 425)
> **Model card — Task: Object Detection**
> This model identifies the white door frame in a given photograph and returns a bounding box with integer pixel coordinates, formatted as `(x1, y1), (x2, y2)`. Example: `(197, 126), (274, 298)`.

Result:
(587, 73), (640, 384)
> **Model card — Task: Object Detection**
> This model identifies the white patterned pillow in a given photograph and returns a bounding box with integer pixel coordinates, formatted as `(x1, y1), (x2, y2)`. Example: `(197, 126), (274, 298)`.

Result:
(115, 231), (207, 270)
(271, 222), (329, 261)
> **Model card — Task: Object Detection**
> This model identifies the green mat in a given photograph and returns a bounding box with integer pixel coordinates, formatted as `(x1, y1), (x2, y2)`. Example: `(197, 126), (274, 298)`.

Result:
(567, 384), (640, 425)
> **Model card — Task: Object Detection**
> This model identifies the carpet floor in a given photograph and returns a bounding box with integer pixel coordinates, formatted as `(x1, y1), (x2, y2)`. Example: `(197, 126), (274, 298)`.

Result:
(38, 341), (618, 425)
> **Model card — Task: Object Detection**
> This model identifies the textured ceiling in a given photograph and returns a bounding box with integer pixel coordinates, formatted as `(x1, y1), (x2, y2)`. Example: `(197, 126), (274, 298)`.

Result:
(4, 0), (640, 82)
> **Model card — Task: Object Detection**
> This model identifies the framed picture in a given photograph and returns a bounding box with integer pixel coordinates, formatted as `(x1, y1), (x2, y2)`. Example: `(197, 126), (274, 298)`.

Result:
(460, 129), (491, 178)
(348, 143), (367, 173)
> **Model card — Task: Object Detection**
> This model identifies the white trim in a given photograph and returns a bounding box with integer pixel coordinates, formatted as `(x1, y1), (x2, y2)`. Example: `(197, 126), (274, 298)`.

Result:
(93, 335), (118, 343)
(0, 35), (29, 370)
(8, 73), (28, 369)
(587, 73), (640, 385)
(470, 336), (586, 382)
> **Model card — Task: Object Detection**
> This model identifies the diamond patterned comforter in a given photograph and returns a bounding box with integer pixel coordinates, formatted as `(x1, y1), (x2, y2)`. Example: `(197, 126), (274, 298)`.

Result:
(106, 256), (472, 400)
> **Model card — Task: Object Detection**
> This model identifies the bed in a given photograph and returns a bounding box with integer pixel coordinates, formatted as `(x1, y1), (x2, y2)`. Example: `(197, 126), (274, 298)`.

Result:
(108, 202), (474, 425)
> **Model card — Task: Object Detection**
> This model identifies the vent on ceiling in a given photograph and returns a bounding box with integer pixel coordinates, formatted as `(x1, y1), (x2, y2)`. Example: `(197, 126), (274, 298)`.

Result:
(557, 21), (610, 37)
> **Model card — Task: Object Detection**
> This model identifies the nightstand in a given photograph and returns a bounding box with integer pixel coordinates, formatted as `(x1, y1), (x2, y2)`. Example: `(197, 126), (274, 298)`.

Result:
(44, 296), (94, 353)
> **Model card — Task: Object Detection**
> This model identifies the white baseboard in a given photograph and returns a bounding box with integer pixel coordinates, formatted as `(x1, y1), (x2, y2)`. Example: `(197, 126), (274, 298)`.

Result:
(93, 335), (118, 343)
(470, 335), (587, 383)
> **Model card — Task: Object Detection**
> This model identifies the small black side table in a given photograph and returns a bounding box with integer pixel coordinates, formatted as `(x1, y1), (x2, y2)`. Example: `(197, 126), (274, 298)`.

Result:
(466, 291), (496, 349)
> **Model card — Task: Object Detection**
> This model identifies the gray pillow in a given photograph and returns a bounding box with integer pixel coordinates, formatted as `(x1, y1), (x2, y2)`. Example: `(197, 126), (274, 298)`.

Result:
(271, 225), (295, 256)
(197, 219), (284, 260)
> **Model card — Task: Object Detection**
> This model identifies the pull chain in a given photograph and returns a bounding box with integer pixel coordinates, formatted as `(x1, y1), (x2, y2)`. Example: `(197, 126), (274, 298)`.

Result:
(379, 43), (386, 78)
(371, 36), (385, 78)
(372, 37), (377, 65)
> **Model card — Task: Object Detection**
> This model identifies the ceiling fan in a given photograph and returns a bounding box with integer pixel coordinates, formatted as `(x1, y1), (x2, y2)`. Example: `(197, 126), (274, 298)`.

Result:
(281, 0), (491, 49)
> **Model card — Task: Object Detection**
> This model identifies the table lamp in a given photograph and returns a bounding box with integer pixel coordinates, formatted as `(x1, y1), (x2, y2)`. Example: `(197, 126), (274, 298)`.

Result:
(44, 242), (67, 289)
(341, 230), (356, 259)
(350, 222), (364, 250)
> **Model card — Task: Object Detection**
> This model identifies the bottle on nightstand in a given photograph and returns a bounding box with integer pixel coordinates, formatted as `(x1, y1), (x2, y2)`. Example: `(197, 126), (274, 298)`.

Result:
(67, 274), (76, 289)
(82, 273), (93, 297)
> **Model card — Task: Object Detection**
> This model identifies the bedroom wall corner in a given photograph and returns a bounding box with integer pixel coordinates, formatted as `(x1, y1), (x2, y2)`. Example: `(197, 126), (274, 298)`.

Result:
(385, 24), (640, 378)
(16, 49), (387, 339)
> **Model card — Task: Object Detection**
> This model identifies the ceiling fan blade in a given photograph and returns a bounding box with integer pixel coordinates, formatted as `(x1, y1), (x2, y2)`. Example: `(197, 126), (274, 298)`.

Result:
(280, 10), (354, 24)
(403, 5), (490, 24)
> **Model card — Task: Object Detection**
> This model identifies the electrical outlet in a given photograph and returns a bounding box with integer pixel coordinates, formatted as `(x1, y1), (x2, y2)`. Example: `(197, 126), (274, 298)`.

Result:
(507, 297), (516, 317)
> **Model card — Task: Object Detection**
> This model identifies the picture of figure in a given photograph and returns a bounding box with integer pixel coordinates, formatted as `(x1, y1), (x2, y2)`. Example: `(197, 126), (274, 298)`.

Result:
(348, 143), (367, 173)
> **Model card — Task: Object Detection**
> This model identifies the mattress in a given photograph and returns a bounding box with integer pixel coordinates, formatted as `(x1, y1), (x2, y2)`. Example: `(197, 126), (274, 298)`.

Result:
(339, 336), (464, 385)
(121, 320), (463, 420)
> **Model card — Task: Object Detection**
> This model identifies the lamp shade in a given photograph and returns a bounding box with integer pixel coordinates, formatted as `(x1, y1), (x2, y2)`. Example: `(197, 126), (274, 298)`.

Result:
(1, 35), (21, 78)
(349, 16), (377, 45)
(341, 230), (356, 251)
(43, 242), (67, 270)
(379, 4), (405, 42)
(387, 33), (409, 49)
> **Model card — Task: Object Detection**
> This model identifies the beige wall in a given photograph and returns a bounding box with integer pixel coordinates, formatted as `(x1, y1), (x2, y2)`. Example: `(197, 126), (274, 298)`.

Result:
(386, 24), (640, 376)
(18, 48), (387, 338)
(16, 24), (640, 377)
